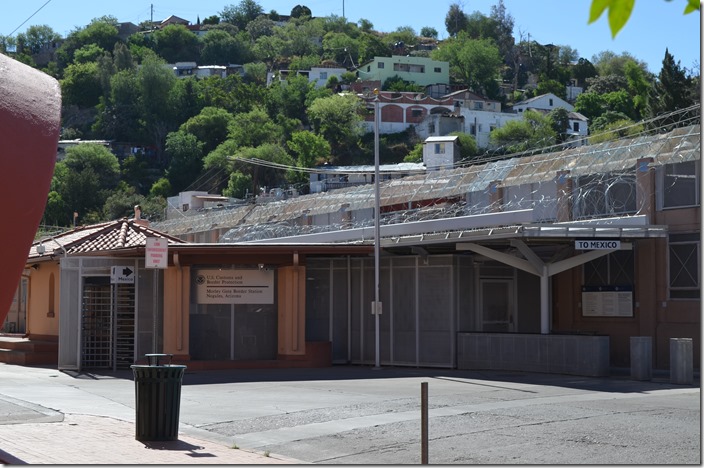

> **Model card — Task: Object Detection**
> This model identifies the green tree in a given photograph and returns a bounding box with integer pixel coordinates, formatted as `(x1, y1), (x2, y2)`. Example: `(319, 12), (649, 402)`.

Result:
(574, 91), (606, 121)
(113, 41), (135, 71)
(589, 118), (644, 143)
(265, 74), (316, 123)
(536, 79), (567, 100)
(199, 74), (263, 114)
(571, 57), (598, 86)
(450, 132), (479, 160)
(169, 77), (204, 125)
(165, 131), (205, 193)
(246, 15), (276, 40)
(287, 130), (331, 168)
(432, 33), (502, 97)
(150, 177), (172, 198)
(73, 43), (105, 64)
(420, 27), (438, 39)
(223, 171), (253, 198)
(226, 107), (283, 148)
(489, 0), (515, 60)
(649, 48), (695, 116)
(307, 94), (363, 159)
(232, 143), (296, 193)
(43, 191), (68, 227)
(445, 3), (468, 37)
(16, 25), (61, 54)
(243, 61), (268, 85)
(403, 143), (424, 163)
(151, 24), (200, 63)
(322, 32), (359, 65)
(138, 53), (177, 161)
(51, 144), (121, 223)
(382, 75), (424, 92)
(252, 34), (285, 66)
(56, 18), (120, 72)
(93, 69), (143, 141)
(290, 5), (312, 18)
(358, 32), (391, 64)
(489, 110), (557, 153)
(200, 28), (251, 65)
(180, 107), (234, 154)
(60, 61), (102, 107)
(221, 0), (265, 30)
(120, 153), (153, 194)
(624, 59), (652, 119)
(547, 107), (571, 143)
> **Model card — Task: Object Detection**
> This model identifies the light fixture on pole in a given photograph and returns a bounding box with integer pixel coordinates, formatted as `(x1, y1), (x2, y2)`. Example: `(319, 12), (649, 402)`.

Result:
(373, 88), (381, 369)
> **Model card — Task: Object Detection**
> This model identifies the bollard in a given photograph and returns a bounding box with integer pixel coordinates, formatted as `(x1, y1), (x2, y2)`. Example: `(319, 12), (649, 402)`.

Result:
(630, 336), (652, 381)
(670, 338), (693, 385)
(421, 382), (428, 465)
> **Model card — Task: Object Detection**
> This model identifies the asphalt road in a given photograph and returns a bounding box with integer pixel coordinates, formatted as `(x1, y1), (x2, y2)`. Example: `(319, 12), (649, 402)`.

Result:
(0, 364), (699, 464)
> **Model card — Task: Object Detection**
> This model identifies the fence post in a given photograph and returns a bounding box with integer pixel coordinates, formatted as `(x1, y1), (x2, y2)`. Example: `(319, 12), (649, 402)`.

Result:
(421, 381), (428, 465)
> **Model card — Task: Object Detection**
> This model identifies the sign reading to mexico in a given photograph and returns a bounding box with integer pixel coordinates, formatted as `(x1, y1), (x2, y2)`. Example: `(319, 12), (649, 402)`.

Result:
(193, 269), (274, 304)
(575, 239), (621, 250)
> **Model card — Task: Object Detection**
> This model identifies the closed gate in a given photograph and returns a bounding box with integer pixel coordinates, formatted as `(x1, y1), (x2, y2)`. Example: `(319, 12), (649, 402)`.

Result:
(81, 277), (135, 370)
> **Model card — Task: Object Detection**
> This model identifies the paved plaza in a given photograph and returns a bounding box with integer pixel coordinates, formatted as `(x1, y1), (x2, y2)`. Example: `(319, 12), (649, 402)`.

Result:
(0, 363), (699, 464)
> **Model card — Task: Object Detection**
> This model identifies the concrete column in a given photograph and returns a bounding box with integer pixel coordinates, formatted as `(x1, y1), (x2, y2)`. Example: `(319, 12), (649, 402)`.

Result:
(555, 170), (573, 222)
(635, 157), (655, 222)
(630, 336), (652, 381)
(488, 180), (504, 212)
(670, 338), (693, 384)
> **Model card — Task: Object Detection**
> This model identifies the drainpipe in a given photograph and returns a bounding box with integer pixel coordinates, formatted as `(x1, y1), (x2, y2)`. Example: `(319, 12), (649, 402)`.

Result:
(174, 251), (182, 351)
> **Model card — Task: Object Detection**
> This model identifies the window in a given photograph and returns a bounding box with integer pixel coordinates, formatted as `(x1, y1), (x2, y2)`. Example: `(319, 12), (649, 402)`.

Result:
(411, 109), (423, 118)
(319, 71), (328, 80)
(669, 233), (700, 299)
(583, 249), (634, 286)
(575, 173), (637, 218)
(660, 161), (699, 209)
(378, 62), (384, 69)
(573, 122), (580, 132)
(434, 67), (441, 73)
(474, 101), (484, 110)
(549, 98), (554, 106)
(435, 143), (445, 154)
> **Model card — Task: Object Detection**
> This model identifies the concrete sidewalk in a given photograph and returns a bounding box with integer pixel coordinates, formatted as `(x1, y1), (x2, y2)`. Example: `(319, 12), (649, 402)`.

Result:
(0, 396), (300, 465)
(0, 363), (698, 465)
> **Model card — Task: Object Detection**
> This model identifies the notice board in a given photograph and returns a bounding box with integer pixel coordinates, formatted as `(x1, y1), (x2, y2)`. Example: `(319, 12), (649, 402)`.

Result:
(581, 285), (633, 317)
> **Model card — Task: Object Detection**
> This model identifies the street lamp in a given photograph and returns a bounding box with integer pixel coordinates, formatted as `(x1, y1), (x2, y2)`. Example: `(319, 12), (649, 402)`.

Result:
(373, 88), (381, 369)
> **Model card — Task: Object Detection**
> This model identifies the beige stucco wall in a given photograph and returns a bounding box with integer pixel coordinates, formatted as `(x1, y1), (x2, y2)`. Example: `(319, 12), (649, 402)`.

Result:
(26, 261), (60, 338)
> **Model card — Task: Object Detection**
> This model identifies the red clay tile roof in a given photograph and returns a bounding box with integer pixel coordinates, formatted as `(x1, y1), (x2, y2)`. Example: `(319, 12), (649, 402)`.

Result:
(29, 218), (186, 259)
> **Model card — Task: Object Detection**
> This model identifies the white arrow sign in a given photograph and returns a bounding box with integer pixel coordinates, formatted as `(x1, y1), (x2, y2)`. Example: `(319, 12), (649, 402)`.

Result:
(111, 266), (135, 284)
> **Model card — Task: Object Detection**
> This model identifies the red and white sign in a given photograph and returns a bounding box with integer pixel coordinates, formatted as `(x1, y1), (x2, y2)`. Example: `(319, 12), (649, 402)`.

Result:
(145, 237), (168, 269)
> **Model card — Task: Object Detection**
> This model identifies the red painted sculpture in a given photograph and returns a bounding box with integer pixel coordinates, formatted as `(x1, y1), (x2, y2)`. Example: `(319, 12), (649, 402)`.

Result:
(0, 54), (61, 324)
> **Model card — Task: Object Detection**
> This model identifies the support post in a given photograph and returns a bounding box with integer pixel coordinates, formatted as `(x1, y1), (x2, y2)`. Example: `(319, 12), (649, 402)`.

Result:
(421, 381), (428, 464)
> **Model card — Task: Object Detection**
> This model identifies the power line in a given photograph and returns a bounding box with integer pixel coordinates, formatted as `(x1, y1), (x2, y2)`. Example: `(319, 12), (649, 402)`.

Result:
(6, 0), (52, 36)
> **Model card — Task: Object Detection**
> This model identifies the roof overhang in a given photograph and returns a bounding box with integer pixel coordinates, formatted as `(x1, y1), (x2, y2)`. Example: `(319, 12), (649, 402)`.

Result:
(240, 210), (668, 249)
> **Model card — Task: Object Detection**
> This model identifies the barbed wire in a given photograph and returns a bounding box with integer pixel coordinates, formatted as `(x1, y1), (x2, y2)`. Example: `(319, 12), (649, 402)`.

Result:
(151, 105), (700, 242)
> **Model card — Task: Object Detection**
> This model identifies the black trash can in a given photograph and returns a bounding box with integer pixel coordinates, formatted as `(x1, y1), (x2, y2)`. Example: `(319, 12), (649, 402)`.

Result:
(131, 354), (187, 441)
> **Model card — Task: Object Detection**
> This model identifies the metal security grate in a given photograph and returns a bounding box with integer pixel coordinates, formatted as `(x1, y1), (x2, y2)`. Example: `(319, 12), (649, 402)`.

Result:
(81, 279), (112, 369)
(114, 284), (136, 369)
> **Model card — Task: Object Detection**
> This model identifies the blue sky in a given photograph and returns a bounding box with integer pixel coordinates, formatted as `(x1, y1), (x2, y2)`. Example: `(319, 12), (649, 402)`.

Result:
(2, 0), (700, 74)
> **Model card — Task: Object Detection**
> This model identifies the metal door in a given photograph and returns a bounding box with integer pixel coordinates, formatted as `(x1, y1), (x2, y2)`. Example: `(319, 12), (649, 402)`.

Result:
(81, 277), (136, 369)
(479, 279), (514, 332)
